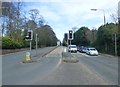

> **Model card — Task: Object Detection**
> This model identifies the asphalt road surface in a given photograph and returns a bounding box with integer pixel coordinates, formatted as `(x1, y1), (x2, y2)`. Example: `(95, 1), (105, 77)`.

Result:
(2, 46), (118, 85)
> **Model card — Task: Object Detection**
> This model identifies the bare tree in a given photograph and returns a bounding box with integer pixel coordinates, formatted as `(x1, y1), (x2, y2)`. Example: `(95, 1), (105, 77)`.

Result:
(110, 8), (118, 24)
(110, 13), (118, 24)
(29, 9), (39, 25)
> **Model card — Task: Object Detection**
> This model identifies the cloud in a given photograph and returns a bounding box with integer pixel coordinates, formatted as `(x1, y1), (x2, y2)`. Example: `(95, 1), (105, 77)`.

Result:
(39, 7), (61, 22)
(23, 0), (119, 41)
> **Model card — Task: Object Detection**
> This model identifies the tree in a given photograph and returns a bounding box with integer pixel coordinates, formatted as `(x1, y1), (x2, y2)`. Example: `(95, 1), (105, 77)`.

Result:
(1, 2), (58, 49)
(91, 29), (97, 45)
(111, 13), (118, 24)
(38, 25), (58, 47)
(2, 2), (17, 38)
(2, 2), (24, 42)
(29, 9), (46, 47)
(110, 8), (118, 24)
(96, 23), (118, 54)
(72, 27), (91, 46)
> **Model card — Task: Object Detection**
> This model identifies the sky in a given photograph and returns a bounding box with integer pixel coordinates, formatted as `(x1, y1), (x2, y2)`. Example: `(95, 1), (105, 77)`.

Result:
(11, 0), (119, 41)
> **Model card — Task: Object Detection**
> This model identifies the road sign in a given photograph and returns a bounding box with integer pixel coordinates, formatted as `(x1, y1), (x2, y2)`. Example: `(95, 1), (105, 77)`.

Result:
(26, 52), (31, 61)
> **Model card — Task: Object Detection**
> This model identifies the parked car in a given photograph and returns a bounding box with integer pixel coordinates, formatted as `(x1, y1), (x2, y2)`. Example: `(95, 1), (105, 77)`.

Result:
(78, 46), (87, 53)
(68, 45), (77, 53)
(86, 47), (98, 56)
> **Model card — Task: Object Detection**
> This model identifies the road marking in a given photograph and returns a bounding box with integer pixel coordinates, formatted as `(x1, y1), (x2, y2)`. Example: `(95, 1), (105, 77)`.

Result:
(79, 53), (90, 57)
(54, 57), (62, 67)
(72, 52), (90, 57)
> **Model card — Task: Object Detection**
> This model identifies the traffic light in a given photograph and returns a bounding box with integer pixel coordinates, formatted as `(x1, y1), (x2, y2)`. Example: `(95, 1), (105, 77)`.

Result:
(28, 31), (32, 39)
(25, 30), (33, 41)
(68, 30), (73, 40)
(64, 33), (68, 40)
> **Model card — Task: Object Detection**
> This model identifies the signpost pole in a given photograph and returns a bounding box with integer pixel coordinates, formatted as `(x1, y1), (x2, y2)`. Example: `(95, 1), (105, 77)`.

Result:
(36, 34), (38, 56)
(30, 40), (32, 59)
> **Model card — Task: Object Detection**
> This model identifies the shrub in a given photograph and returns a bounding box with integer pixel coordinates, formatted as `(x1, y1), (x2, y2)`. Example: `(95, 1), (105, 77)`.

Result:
(2, 37), (25, 49)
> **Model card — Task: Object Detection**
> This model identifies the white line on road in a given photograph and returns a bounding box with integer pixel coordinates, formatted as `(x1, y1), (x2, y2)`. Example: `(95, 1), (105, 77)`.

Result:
(75, 52), (90, 57)
(55, 58), (62, 70)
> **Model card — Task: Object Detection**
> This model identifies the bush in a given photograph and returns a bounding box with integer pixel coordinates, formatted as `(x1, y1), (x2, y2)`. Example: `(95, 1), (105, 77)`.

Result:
(2, 37), (25, 49)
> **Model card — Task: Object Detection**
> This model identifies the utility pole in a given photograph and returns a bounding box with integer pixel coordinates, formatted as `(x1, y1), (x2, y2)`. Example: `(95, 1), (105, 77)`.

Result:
(115, 33), (117, 56)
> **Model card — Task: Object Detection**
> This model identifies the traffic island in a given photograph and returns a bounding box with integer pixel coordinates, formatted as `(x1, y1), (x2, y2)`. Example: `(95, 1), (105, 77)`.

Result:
(62, 52), (79, 63)
(21, 52), (37, 64)
(62, 58), (79, 63)
(22, 59), (37, 64)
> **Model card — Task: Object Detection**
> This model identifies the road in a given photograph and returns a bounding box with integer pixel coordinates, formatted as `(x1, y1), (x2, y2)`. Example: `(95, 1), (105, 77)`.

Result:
(2, 46), (118, 85)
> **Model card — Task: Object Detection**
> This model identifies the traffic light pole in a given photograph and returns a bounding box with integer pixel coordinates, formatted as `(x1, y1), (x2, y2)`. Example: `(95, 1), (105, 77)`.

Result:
(30, 40), (32, 52)
(70, 40), (71, 53)
(70, 40), (72, 60)
(29, 40), (32, 59)
(67, 38), (68, 47)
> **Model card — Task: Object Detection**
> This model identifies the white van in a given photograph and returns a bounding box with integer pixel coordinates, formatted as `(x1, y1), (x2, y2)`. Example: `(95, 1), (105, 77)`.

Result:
(68, 45), (77, 53)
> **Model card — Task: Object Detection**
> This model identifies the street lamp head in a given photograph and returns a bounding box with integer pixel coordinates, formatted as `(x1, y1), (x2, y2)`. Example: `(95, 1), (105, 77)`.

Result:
(90, 9), (98, 11)
(90, 8), (106, 26)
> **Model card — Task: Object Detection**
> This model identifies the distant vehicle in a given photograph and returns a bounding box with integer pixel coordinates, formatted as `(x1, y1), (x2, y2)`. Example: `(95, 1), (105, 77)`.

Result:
(86, 47), (98, 56)
(68, 45), (77, 53)
(78, 46), (87, 53)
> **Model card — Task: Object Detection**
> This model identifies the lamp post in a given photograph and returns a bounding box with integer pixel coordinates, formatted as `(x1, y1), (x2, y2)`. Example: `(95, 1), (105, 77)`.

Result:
(91, 9), (117, 56)
(91, 9), (106, 26)
(91, 9), (107, 52)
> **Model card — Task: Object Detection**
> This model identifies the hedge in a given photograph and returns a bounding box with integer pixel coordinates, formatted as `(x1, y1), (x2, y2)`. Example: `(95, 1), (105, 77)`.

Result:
(2, 37), (24, 49)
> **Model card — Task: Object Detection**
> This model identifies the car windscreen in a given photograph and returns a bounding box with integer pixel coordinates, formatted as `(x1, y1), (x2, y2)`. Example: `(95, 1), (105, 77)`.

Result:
(70, 46), (77, 48)
(89, 48), (96, 50)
